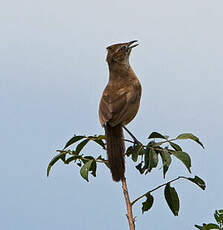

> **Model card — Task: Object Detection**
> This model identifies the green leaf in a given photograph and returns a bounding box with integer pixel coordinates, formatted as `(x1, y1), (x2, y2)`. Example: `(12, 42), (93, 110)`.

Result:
(142, 193), (154, 214)
(89, 135), (106, 149)
(47, 152), (66, 176)
(126, 146), (134, 157)
(92, 139), (105, 149)
(148, 132), (166, 139)
(63, 135), (86, 149)
(135, 147), (149, 174)
(89, 159), (97, 177)
(131, 149), (138, 162)
(135, 162), (146, 174)
(172, 151), (191, 173)
(81, 156), (96, 177)
(77, 161), (82, 167)
(146, 148), (158, 173)
(164, 183), (180, 216)
(96, 155), (106, 161)
(214, 210), (223, 225)
(141, 148), (149, 171)
(176, 133), (204, 149)
(76, 139), (90, 154)
(151, 149), (158, 168)
(147, 140), (156, 147)
(195, 225), (205, 230)
(160, 150), (172, 178)
(214, 213), (220, 225)
(205, 224), (220, 229)
(64, 155), (80, 164)
(218, 211), (223, 220)
(80, 159), (94, 182)
(97, 135), (106, 140)
(81, 155), (94, 164)
(170, 142), (182, 151)
(187, 176), (206, 190)
(132, 144), (144, 162)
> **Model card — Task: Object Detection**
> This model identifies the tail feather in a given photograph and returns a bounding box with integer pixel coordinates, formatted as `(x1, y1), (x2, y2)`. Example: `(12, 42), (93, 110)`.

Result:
(105, 123), (125, 182)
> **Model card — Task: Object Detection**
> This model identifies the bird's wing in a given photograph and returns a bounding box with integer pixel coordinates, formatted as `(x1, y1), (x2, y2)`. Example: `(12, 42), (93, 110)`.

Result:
(99, 83), (140, 127)
(99, 84), (128, 126)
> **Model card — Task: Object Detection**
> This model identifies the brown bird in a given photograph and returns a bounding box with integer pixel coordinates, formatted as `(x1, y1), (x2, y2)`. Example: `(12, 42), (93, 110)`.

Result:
(99, 40), (142, 182)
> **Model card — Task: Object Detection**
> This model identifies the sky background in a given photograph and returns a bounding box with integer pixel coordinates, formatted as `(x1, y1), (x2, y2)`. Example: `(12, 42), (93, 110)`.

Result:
(1, 0), (223, 229)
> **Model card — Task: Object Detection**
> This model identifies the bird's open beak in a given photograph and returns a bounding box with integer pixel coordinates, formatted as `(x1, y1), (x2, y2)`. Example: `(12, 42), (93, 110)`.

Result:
(128, 40), (139, 49)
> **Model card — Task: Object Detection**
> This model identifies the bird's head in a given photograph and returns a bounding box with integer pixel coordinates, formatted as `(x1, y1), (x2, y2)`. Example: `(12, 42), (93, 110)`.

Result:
(106, 40), (139, 66)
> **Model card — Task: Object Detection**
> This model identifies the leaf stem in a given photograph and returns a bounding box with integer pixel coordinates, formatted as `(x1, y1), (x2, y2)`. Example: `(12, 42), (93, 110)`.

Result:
(131, 176), (187, 206)
(56, 150), (108, 164)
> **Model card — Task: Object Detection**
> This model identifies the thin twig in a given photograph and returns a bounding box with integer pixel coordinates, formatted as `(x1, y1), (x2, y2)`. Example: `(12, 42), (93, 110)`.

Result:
(131, 176), (187, 206)
(124, 139), (135, 144)
(122, 177), (135, 230)
(123, 126), (143, 146)
(156, 138), (177, 145)
(56, 150), (108, 164)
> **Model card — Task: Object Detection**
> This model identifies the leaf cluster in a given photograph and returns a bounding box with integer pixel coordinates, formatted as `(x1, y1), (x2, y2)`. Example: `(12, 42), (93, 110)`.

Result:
(127, 132), (204, 178)
(47, 135), (107, 181)
(140, 176), (205, 216)
(47, 131), (206, 216)
(125, 132), (205, 215)
(195, 210), (223, 230)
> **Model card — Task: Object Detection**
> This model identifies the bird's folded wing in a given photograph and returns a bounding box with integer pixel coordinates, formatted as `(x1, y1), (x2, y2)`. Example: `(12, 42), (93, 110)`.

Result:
(99, 85), (128, 127)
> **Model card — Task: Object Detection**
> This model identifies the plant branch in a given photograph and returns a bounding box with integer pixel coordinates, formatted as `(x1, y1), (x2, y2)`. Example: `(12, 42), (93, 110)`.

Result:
(56, 150), (108, 164)
(131, 176), (187, 206)
(123, 130), (177, 149)
(123, 126), (143, 146)
(124, 139), (135, 144)
(156, 138), (178, 146)
(121, 177), (135, 230)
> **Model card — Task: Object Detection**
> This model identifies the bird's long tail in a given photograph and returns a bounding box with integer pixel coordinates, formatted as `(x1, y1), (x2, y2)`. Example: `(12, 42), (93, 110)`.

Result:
(105, 123), (125, 182)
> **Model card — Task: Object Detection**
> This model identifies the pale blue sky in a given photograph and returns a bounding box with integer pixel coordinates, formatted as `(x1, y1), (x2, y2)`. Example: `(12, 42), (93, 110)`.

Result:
(1, 0), (223, 229)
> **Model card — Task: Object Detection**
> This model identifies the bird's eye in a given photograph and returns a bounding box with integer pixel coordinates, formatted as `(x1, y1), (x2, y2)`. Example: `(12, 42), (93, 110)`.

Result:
(121, 46), (127, 50)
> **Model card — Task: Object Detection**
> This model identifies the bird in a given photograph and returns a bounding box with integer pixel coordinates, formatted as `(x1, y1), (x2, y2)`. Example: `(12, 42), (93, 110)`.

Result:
(99, 40), (142, 182)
